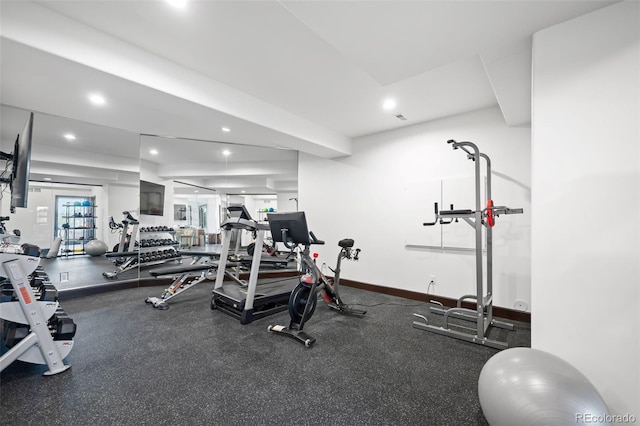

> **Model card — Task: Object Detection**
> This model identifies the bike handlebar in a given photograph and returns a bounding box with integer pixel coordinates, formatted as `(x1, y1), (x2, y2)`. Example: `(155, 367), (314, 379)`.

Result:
(279, 229), (325, 249)
(309, 231), (325, 245)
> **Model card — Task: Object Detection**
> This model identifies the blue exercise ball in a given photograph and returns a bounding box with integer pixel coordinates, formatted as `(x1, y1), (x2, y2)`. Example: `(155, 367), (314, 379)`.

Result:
(85, 239), (108, 256)
(478, 348), (610, 426)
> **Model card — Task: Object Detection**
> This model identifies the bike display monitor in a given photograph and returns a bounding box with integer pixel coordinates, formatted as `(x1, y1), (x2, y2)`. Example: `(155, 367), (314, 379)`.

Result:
(267, 212), (310, 245)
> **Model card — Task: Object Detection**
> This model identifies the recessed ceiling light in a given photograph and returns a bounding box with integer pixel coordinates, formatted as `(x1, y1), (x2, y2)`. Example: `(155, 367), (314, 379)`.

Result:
(221, 127), (231, 132)
(241, 191), (246, 194)
(382, 98), (396, 111)
(166, 0), (187, 8)
(149, 149), (159, 155)
(63, 133), (76, 141)
(194, 190), (199, 193)
(88, 93), (106, 106)
(222, 150), (231, 157)
(44, 177), (52, 181)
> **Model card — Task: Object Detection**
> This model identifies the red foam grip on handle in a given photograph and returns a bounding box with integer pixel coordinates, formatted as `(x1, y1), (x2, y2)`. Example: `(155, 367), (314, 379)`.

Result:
(486, 199), (495, 227)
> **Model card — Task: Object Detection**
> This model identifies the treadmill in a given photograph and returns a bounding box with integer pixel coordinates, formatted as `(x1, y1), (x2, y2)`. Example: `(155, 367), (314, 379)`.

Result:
(211, 205), (298, 324)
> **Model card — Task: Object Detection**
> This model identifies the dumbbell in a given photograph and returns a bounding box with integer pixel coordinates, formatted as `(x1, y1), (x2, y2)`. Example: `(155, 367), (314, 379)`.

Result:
(2, 321), (29, 348)
(38, 283), (58, 302)
(1, 282), (15, 302)
(50, 310), (77, 341)
(30, 274), (47, 288)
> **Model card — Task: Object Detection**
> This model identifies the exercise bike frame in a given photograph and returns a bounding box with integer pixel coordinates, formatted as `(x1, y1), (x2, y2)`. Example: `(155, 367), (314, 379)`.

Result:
(269, 229), (366, 347)
(109, 211), (139, 254)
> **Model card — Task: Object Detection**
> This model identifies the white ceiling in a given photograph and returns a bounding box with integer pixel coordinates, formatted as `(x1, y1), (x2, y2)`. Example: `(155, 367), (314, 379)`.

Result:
(0, 0), (619, 193)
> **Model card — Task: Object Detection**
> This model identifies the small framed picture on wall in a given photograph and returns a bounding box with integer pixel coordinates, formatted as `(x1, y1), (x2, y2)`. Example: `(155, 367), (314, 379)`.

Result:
(174, 204), (187, 221)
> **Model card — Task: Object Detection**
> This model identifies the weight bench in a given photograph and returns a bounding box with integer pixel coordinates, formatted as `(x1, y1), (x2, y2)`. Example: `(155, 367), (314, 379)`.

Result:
(103, 251), (140, 279)
(180, 250), (221, 263)
(145, 261), (218, 310)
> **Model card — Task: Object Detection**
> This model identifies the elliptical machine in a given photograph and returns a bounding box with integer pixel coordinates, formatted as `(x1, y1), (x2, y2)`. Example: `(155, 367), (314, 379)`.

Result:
(267, 212), (366, 347)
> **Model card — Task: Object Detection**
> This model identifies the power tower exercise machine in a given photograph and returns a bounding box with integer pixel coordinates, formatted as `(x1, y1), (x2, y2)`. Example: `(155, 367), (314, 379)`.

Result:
(210, 205), (297, 324)
(0, 245), (75, 375)
(267, 211), (366, 347)
(412, 139), (523, 350)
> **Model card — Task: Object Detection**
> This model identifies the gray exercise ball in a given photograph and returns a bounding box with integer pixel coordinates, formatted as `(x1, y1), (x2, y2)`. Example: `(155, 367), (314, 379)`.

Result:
(478, 347), (611, 426)
(85, 239), (108, 256)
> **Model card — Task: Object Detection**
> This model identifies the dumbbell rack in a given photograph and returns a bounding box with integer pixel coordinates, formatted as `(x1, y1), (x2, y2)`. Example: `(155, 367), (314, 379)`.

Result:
(139, 226), (181, 266)
(103, 226), (181, 279)
(0, 248), (76, 375)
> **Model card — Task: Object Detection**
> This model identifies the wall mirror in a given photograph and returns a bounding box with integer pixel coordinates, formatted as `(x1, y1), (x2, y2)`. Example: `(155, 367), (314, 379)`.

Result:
(0, 104), (298, 292)
(139, 134), (298, 250)
(0, 104), (140, 291)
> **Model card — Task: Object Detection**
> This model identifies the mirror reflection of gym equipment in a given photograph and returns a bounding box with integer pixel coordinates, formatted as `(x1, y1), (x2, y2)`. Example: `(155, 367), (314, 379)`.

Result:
(0, 109), (300, 373)
(142, 203), (299, 314)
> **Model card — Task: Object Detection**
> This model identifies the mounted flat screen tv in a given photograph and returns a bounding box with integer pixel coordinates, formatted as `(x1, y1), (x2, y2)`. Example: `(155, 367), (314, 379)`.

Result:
(0, 112), (34, 213)
(140, 180), (165, 216)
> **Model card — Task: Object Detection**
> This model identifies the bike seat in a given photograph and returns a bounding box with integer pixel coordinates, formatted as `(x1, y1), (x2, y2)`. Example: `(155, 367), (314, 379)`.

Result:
(338, 238), (354, 248)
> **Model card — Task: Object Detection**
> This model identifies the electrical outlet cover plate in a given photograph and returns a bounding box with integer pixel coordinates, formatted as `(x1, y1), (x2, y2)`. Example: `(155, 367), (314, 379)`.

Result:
(513, 300), (528, 311)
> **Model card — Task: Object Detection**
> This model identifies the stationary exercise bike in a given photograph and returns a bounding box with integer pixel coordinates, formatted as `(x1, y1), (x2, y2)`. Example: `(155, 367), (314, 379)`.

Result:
(108, 211), (139, 254)
(267, 212), (366, 347)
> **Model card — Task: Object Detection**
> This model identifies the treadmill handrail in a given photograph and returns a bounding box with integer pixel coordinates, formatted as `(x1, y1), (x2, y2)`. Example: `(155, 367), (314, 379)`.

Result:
(221, 217), (269, 231)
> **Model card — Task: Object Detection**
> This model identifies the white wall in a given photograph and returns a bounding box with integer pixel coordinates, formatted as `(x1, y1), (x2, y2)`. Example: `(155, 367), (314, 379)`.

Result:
(277, 192), (298, 213)
(531, 1), (639, 417)
(299, 106), (531, 309)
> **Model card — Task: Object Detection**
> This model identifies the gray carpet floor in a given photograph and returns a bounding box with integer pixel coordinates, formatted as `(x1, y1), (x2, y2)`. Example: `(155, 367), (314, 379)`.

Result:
(0, 281), (530, 425)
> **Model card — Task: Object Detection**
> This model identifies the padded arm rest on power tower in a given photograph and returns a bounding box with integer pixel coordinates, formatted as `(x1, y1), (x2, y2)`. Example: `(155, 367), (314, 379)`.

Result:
(439, 209), (474, 216)
(106, 251), (138, 258)
(149, 263), (215, 277)
(424, 202), (440, 226)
